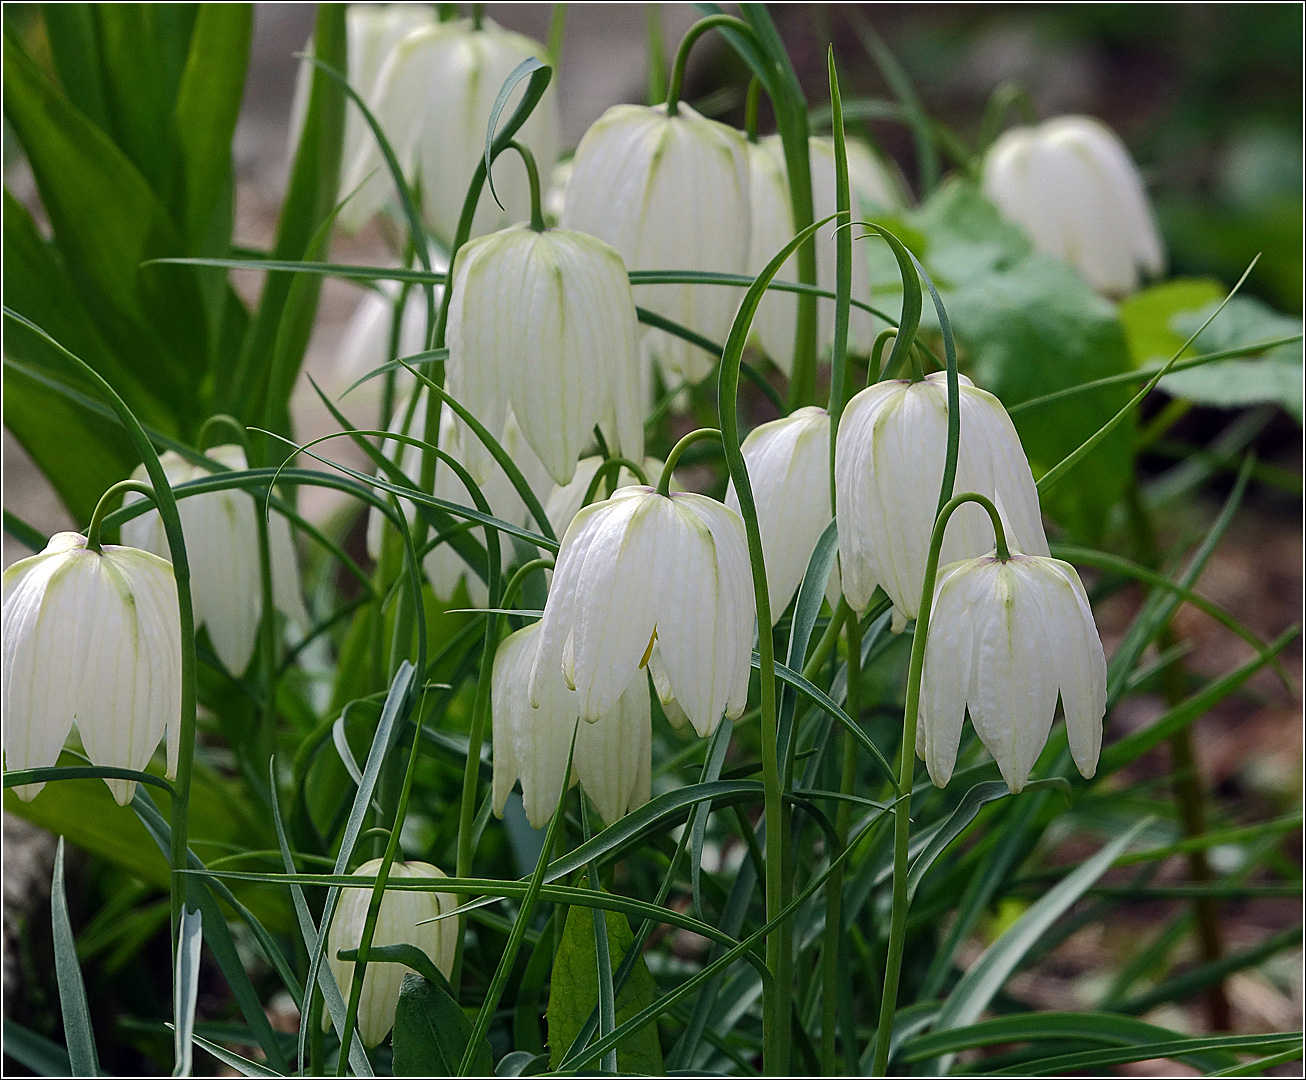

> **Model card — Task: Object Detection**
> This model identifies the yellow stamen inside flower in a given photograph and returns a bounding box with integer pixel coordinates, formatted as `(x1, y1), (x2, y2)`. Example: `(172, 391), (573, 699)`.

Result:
(639, 628), (658, 669)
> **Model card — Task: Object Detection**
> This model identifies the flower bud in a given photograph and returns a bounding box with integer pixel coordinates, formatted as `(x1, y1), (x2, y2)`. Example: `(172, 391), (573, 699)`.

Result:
(835, 373), (1048, 623)
(493, 621), (650, 829)
(2, 532), (181, 804)
(529, 487), (754, 737)
(562, 102), (751, 384)
(919, 553), (1106, 792)
(981, 115), (1164, 296)
(325, 859), (458, 1047)
(340, 17), (560, 241)
(725, 407), (840, 623)
(122, 448), (307, 674)
(447, 225), (645, 485)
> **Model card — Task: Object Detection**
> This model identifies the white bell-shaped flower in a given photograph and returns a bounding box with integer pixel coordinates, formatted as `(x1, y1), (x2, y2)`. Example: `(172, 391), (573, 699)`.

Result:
(366, 394), (552, 608)
(725, 407), (840, 623)
(289, 5), (435, 193)
(2, 532), (181, 805)
(336, 282), (428, 401)
(982, 115), (1165, 297)
(919, 552), (1107, 792)
(543, 455), (668, 538)
(835, 373), (1049, 623)
(529, 487), (754, 737)
(747, 135), (902, 370)
(493, 621), (651, 828)
(446, 225), (645, 485)
(339, 17), (560, 242)
(561, 102), (751, 384)
(325, 859), (458, 1047)
(122, 447), (308, 674)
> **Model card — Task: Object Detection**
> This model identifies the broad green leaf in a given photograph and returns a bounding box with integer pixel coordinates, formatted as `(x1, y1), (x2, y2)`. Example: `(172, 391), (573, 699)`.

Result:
(2, 1018), (74, 1077)
(1165, 296), (1303, 421)
(548, 901), (664, 1074)
(230, 3), (345, 427)
(173, 3), (251, 249)
(3, 34), (209, 412)
(40, 4), (110, 130)
(392, 973), (492, 1077)
(912, 181), (1135, 539)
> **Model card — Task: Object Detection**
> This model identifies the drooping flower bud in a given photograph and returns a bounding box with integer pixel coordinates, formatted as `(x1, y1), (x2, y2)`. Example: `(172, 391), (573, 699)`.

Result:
(493, 621), (651, 828)
(981, 116), (1164, 297)
(561, 102), (751, 384)
(746, 135), (902, 371)
(725, 407), (840, 623)
(835, 373), (1048, 623)
(325, 859), (458, 1047)
(919, 553), (1107, 792)
(529, 487), (754, 737)
(122, 447), (308, 674)
(339, 17), (560, 242)
(2, 532), (181, 805)
(446, 225), (645, 485)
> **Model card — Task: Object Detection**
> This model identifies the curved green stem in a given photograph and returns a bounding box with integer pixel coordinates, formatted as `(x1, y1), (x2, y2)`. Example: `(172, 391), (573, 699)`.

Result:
(470, 3), (484, 31)
(504, 139), (546, 232)
(196, 414), (251, 455)
(665, 15), (759, 117)
(871, 491), (1008, 1075)
(656, 428), (722, 497)
(85, 479), (156, 553)
(868, 328), (898, 385)
(744, 76), (763, 142)
(582, 456), (649, 509)
(978, 79), (1038, 153)
(498, 557), (555, 624)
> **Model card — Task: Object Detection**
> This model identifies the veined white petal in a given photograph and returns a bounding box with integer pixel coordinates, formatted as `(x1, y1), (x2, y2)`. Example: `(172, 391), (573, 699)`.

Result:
(982, 115), (1164, 296)
(575, 670), (652, 825)
(725, 407), (832, 623)
(745, 138), (799, 371)
(919, 561), (975, 787)
(657, 494), (755, 734)
(1, 534), (180, 805)
(341, 18), (559, 241)
(326, 859), (456, 1047)
(1040, 558), (1107, 778)
(446, 227), (644, 485)
(563, 102), (750, 384)
(969, 559), (1060, 792)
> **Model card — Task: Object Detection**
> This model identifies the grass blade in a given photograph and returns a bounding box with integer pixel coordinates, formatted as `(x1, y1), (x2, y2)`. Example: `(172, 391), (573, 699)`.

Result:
(171, 906), (203, 1077)
(51, 838), (100, 1077)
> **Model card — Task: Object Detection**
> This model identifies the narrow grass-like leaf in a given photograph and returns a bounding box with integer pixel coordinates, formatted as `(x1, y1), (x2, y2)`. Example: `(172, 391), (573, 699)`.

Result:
(1210, 1045), (1305, 1076)
(172, 906), (203, 1077)
(1037, 257), (1260, 495)
(996, 1033), (1302, 1076)
(2, 1017), (74, 1077)
(192, 1032), (286, 1078)
(297, 664), (418, 1073)
(483, 58), (546, 209)
(51, 838), (100, 1077)
(760, 654), (898, 789)
(927, 819), (1149, 1059)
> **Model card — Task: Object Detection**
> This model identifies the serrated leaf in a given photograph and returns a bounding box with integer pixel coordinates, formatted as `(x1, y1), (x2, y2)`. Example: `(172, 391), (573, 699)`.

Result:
(392, 973), (492, 1077)
(547, 901), (663, 1074)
